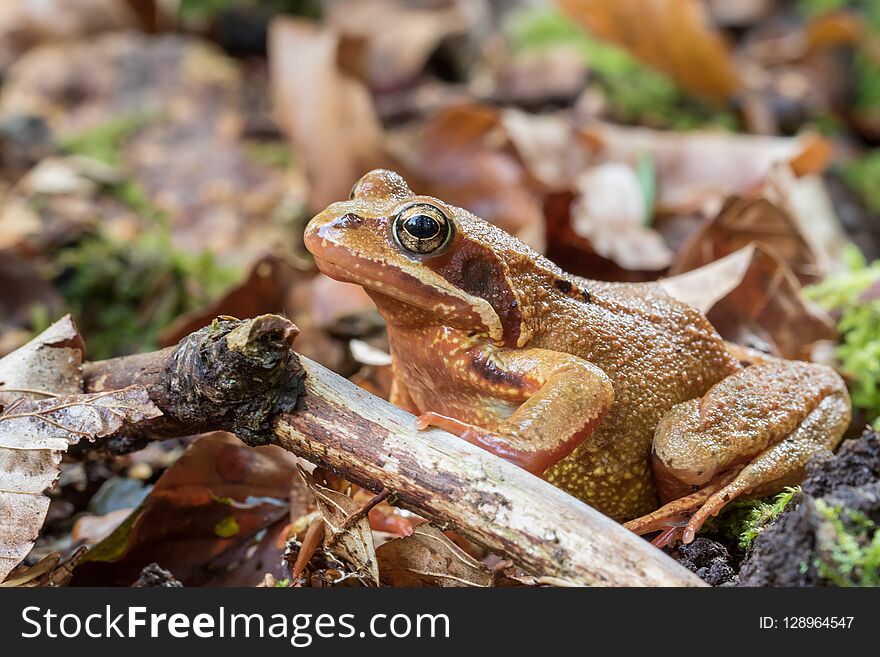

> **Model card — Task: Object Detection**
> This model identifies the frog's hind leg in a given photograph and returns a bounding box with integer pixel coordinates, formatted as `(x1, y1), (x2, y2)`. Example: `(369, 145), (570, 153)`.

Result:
(634, 360), (850, 545)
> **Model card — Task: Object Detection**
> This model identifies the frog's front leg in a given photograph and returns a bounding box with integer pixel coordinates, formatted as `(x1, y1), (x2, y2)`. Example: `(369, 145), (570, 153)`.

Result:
(417, 347), (614, 476)
(628, 360), (850, 545)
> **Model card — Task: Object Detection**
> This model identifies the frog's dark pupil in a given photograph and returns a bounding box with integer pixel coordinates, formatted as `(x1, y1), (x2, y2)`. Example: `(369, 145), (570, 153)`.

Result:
(404, 214), (440, 239)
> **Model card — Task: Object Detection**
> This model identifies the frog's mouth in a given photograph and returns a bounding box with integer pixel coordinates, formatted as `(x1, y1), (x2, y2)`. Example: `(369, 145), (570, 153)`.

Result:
(311, 247), (503, 342)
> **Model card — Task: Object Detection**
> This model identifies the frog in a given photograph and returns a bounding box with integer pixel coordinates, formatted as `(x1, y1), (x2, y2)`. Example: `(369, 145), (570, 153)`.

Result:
(303, 169), (852, 545)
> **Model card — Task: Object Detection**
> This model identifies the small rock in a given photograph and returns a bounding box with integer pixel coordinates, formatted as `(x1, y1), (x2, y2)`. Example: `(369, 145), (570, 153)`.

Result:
(132, 563), (183, 588)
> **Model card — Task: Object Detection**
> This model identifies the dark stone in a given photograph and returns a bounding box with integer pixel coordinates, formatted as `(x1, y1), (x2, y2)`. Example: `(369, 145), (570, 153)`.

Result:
(132, 563), (183, 588)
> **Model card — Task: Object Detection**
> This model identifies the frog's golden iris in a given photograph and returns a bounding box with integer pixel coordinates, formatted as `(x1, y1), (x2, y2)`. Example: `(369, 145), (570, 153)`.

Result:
(393, 203), (454, 255)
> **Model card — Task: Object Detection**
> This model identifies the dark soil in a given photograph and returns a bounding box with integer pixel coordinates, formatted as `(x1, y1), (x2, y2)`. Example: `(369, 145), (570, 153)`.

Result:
(674, 538), (738, 586)
(737, 429), (880, 586)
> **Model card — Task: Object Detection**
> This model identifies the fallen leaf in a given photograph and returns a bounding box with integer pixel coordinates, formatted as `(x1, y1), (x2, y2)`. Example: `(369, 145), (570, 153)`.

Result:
(586, 122), (832, 213)
(160, 255), (300, 347)
(325, 0), (466, 91)
(377, 523), (505, 587)
(558, 0), (741, 102)
(500, 108), (595, 192)
(72, 432), (298, 586)
(671, 163), (851, 284)
(569, 162), (671, 270)
(661, 243), (837, 359)
(0, 374), (159, 582)
(297, 467), (379, 586)
(0, 315), (84, 407)
(269, 17), (387, 211)
(0, 546), (87, 588)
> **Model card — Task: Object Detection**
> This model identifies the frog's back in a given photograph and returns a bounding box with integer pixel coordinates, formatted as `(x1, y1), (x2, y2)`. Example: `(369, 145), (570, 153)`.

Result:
(537, 277), (738, 519)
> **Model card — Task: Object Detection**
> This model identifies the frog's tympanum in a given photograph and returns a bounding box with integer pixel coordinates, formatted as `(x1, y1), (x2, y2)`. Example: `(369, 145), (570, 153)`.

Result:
(304, 169), (851, 545)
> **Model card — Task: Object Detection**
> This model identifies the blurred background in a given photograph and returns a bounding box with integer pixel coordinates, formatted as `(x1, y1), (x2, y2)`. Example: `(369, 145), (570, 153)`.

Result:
(2, 0), (880, 585)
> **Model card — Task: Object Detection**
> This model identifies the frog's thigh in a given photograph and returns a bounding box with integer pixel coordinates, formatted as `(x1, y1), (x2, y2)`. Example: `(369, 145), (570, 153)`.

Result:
(652, 360), (850, 541)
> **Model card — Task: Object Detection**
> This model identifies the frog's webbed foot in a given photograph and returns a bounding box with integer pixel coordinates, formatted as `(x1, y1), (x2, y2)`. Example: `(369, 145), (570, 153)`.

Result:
(640, 360), (850, 546)
(624, 467), (743, 547)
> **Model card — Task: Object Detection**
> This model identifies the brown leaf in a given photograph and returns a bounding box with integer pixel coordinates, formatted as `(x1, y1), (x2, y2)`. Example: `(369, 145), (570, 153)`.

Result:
(160, 255), (300, 347)
(298, 467), (379, 585)
(376, 523), (497, 587)
(660, 243), (836, 359)
(558, 0), (741, 102)
(0, 546), (87, 588)
(269, 17), (387, 211)
(325, 0), (466, 90)
(569, 162), (671, 271)
(72, 432), (298, 586)
(0, 385), (160, 582)
(670, 164), (850, 284)
(586, 122), (831, 214)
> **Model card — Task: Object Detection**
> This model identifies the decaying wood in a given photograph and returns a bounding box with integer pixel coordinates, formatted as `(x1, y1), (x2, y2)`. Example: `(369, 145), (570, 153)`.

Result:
(84, 315), (304, 447)
(83, 314), (703, 587)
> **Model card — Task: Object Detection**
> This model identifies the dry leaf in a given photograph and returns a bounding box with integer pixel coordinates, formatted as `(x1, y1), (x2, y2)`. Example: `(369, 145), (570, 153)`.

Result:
(661, 243), (836, 359)
(0, 315), (83, 407)
(160, 255), (300, 347)
(73, 432), (297, 586)
(500, 108), (595, 191)
(0, 383), (160, 582)
(671, 163), (851, 284)
(376, 523), (496, 587)
(587, 122), (831, 213)
(558, 0), (741, 102)
(570, 162), (671, 271)
(269, 17), (386, 210)
(298, 467), (379, 585)
(325, 0), (466, 90)
(0, 546), (87, 588)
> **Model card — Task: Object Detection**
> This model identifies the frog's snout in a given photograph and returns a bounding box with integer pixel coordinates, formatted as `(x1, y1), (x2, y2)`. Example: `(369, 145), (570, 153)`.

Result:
(303, 205), (355, 256)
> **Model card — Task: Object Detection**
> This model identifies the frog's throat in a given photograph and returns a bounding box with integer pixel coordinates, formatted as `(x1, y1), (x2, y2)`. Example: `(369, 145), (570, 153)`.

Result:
(312, 253), (505, 343)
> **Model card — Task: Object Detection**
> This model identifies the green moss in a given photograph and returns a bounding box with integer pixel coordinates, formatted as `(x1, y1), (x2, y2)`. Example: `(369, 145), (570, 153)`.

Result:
(60, 113), (148, 166)
(814, 498), (880, 586)
(842, 150), (880, 214)
(54, 224), (239, 359)
(805, 247), (880, 428)
(178, 0), (321, 22)
(243, 140), (293, 169)
(703, 487), (800, 551)
(505, 7), (736, 129)
(738, 487), (801, 551)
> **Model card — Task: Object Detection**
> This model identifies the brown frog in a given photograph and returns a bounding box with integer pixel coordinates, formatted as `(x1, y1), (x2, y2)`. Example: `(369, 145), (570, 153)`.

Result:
(303, 169), (851, 544)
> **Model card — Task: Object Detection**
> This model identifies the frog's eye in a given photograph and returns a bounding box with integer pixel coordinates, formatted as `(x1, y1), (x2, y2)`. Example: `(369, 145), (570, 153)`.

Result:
(393, 203), (454, 255)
